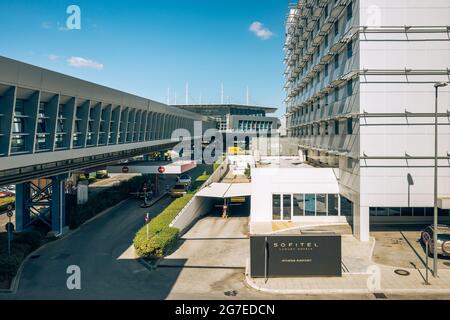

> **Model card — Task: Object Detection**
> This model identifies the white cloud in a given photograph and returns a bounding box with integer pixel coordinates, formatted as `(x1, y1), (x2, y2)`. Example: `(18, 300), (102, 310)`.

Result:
(67, 57), (104, 70)
(249, 21), (274, 40)
(48, 54), (59, 61)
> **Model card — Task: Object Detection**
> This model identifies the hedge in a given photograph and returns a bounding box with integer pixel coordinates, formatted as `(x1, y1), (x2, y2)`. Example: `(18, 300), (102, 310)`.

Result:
(133, 194), (194, 258)
(68, 175), (149, 229)
(0, 231), (43, 283)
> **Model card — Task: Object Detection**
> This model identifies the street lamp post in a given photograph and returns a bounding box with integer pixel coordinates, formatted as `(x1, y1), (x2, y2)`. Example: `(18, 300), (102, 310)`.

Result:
(433, 82), (448, 277)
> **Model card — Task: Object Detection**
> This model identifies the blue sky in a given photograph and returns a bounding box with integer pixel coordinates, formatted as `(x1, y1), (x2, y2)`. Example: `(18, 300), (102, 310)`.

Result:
(0, 0), (288, 117)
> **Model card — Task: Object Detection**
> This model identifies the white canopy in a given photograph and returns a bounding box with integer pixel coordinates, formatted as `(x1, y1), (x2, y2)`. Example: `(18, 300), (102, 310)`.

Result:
(196, 183), (252, 198)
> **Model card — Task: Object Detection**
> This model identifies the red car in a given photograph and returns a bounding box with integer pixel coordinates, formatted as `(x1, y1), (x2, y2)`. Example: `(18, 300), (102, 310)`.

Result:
(0, 191), (14, 198)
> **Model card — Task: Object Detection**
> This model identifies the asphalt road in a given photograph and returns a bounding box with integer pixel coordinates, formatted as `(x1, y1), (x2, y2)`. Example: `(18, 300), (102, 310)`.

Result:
(2, 164), (450, 299)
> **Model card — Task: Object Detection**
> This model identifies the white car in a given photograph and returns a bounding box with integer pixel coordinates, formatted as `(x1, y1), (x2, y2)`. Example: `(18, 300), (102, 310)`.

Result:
(177, 174), (192, 186)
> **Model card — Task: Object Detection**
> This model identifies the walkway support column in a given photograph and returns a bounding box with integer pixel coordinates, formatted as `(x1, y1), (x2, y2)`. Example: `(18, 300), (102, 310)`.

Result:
(15, 182), (32, 232)
(51, 174), (68, 234)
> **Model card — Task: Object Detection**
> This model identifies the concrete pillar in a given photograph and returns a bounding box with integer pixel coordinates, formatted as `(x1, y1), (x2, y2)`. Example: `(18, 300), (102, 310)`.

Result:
(51, 174), (67, 234)
(15, 182), (31, 232)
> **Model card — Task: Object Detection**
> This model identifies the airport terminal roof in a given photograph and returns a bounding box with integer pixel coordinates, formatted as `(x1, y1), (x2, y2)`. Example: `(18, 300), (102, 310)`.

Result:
(173, 104), (278, 114)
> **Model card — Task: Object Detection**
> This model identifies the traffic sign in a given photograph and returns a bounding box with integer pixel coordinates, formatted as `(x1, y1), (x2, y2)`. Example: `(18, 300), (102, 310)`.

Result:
(5, 222), (14, 233)
(158, 166), (165, 174)
(7, 204), (13, 211)
(145, 212), (150, 224)
(122, 166), (129, 173)
(6, 210), (13, 218)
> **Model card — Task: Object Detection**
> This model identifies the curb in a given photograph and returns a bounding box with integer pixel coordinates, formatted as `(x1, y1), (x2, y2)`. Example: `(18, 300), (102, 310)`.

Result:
(0, 192), (170, 295)
(244, 259), (450, 296)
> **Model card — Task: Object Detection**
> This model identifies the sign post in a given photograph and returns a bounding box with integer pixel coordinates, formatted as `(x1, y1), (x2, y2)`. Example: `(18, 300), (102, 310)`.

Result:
(6, 205), (14, 256)
(145, 212), (150, 240)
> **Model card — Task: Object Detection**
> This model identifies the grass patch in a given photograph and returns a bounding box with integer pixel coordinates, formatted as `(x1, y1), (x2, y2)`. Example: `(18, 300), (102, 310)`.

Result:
(0, 230), (48, 289)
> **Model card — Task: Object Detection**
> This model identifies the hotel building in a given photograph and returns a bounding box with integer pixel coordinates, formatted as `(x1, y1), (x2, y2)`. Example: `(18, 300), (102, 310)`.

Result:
(280, 0), (450, 241)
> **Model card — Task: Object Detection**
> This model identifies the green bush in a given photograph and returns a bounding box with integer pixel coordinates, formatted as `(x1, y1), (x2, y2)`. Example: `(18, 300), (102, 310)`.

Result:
(134, 227), (179, 257)
(133, 193), (194, 258)
(0, 255), (22, 281)
(14, 231), (43, 251)
(0, 230), (46, 283)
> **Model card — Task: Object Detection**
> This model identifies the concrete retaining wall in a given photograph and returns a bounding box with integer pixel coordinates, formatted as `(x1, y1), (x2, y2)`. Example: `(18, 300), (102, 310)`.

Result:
(170, 157), (229, 234)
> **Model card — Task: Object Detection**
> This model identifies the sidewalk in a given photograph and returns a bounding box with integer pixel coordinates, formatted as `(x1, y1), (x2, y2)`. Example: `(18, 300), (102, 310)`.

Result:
(245, 235), (450, 295)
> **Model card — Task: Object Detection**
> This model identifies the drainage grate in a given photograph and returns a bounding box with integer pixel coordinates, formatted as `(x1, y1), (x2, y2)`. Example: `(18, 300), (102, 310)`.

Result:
(224, 290), (238, 297)
(373, 292), (388, 299)
(394, 269), (410, 276)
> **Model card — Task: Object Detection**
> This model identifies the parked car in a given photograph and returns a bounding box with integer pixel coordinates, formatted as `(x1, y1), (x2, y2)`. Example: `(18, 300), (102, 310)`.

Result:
(0, 190), (14, 198)
(420, 225), (450, 257)
(170, 183), (188, 198)
(177, 174), (192, 186)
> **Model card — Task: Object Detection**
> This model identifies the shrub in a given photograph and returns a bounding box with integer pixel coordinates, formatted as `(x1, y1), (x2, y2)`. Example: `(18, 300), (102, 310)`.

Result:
(133, 193), (194, 258)
(0, 255), (22, 281)
(14, 231), (43, 251)
(134, 227), (179, 258)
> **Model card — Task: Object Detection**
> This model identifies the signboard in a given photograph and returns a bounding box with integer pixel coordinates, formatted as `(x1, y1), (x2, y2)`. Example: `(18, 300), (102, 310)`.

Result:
(158, 166), (166, 174)
(250, 234), (342, 278)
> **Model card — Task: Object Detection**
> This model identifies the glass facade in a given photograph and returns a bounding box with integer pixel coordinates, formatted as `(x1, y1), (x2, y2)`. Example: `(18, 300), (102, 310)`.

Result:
(272, 193), (342, 220)
(272, 194), (281, 220)
(293, 194), (305, 216)
(370, 207), (450, 217)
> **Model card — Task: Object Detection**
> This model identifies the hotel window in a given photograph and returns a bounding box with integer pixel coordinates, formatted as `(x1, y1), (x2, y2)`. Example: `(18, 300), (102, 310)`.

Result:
(324, 64), (329, 77)
(334, 54), (339, 69)
(347, 118), (353, 134)
(293, 194), (305, 216)
(347, 158), (354, 170)
(347, 79), (353, 97)
(401, 208), (413, 216)
(334, 87), (339, 102)
(413, 207), (425, 216)
(388, 208), (401, 217)
(283, 195), (292, 220)
(340, 197), (353, 217)
(347, 3), (353, 21)
(328, 194), (339, 216)
(305, 194), (316, 216)
(334, 120), (339, 134)
(334, 21), (339, 37)
(324, 4), (329, 17)
(272, 194), (281, 220)
(324, 34), (329, 48)
(325, 122), (329, 135)
(316, 194), (327, 216)
(347, 41), (353, 59)
(377, 207), (388, 216)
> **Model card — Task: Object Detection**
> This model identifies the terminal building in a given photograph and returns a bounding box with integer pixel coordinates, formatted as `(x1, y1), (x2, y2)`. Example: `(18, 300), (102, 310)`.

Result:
(252, 0), (450, 241)
(173, 103), (280, 133)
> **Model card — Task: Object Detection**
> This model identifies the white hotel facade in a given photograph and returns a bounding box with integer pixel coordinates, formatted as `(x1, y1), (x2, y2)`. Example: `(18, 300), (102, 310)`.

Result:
(280, 0), (450, 241)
